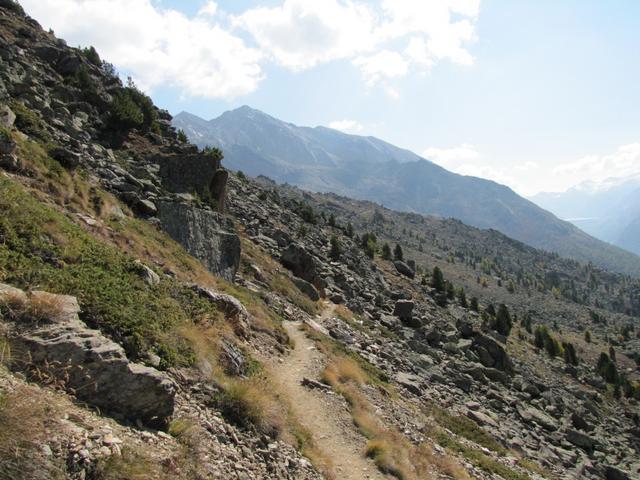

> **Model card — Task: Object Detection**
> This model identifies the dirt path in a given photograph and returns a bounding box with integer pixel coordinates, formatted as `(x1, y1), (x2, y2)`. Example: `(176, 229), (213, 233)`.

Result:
(270, 304), (387, 480)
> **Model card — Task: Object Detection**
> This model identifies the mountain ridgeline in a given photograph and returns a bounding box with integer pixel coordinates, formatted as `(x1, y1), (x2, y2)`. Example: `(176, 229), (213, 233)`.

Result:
(174, 107), (640, 276)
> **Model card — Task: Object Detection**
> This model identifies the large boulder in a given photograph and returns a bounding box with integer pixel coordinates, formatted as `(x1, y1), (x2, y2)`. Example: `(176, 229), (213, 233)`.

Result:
(393, 299), (420, 327)
(292, 277), (320, 301)
(0, 284), (176, 429)
(157, 201), (240, 282)
(280, 243), (324, 290)
(393, 261), (415, 279)
(471, 333), (514, 374)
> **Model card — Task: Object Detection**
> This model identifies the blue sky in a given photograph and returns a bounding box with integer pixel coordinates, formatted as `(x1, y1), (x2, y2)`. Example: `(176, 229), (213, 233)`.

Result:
(20, 0), (640, 195)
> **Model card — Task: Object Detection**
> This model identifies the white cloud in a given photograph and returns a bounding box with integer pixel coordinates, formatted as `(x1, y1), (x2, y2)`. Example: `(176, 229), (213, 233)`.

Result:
(198, 1), (218, 17)
(328, 119), (364, 132)
(234, 0), (378, 71)
(423, 143), (480, 165)
(20, 0), (264, 99)
(353, 50), (409, 87)
(20, 0), (481, 99)
(423, 144), (540, 195)
(379, 0), (478, 67)
(552, 143), (640, 191)
(235, 0), (480, 91)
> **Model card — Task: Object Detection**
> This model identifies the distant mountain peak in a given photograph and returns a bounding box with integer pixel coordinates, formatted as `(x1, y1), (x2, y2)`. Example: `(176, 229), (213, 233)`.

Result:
(172, 108), (640, 274)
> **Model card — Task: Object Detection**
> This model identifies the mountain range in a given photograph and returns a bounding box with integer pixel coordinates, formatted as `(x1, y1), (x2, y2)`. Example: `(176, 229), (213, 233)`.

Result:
(173, 107), (640, 276)
(531, 176), (640, 256)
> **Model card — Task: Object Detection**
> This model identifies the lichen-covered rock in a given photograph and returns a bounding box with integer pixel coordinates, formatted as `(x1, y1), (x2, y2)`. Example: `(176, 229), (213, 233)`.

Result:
(157, 201), (240, 281)
(0, 284), (176, 429)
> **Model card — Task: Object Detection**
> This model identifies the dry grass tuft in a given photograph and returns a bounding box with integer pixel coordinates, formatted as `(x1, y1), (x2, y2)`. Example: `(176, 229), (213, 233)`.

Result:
(321, 357), (367, 387)
(92, 447), (166, 480)
(0, 386), (66, 479)
(334, 304), (355, 322)
(0, 290), (65, 326)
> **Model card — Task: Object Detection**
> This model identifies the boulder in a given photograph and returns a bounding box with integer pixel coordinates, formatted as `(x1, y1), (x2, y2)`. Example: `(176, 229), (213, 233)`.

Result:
(467, 410), (498, 429)
(280, 243), (321, 287)
(393, 261), (415, 279)
(605, 466), (630, 480)
(566, 429), (596, 451)
(135, 198), (158, 217)
(196, 287), (249, 325)
(0, 105), (15, 128)
(0, 284), (176, 429)
(471, 333), (514, 374)
(517, 405), (558, 432)
(394, 372), (423, 395)
(49, 146), (81, 169)
(0, 128), (16, 155)
(134, 260), (160, 286)
(292, 277), (320, 301)
(394, 299), (419, 327)
(157, 202), (240, 282)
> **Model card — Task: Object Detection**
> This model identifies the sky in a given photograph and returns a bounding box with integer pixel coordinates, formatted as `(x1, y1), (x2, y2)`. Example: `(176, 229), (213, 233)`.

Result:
(19, 0), (640, 196)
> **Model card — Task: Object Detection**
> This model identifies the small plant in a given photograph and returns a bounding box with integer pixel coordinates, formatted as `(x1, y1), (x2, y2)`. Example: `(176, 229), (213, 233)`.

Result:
(10, 101), (48, 140)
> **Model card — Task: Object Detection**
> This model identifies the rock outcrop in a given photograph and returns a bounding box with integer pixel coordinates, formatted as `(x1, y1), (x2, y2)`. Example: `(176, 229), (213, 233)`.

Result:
(0, 284), (176, 429)
(157, 202), (240, 281)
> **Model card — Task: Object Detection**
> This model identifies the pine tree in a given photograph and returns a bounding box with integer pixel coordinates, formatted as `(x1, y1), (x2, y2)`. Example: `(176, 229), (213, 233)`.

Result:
(393, 243), (404, 261)
(431, 266), (445, 292)
(493, 304), (513, 336)
(345, 222), (354, 238)
(470, 297), (479, 312)
(329, 235), (342, 261)
(381, 243), (392, 260)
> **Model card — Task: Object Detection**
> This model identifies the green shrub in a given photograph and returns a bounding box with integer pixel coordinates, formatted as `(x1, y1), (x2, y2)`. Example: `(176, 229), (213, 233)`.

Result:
(81, 46), (101, 66)
(562, 342), (579, 365)
(177, 129), (188, 142)
(108, 81), (158, 133)
(597, 352), (618, 384)
(10, 101), (48, 140)
(329, 235), (342, 261)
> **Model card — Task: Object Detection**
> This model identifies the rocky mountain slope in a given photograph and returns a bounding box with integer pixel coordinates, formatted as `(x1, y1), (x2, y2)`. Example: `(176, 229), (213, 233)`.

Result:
(0, 2), (639, 480)
(173, 107), (640, 277)
(531, 176), (640, 256)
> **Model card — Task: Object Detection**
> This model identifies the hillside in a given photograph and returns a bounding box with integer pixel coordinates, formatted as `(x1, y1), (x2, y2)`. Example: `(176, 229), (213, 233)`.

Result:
(173, 108), (640, 276)
(531, 176), (640, 256)
(0, 3), (639, 480)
